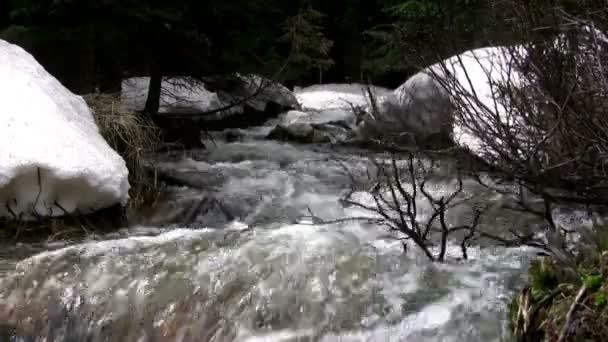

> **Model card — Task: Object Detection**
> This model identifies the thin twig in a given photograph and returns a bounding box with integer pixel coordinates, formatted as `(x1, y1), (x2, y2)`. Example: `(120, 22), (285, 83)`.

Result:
(557, 284), (587, 342)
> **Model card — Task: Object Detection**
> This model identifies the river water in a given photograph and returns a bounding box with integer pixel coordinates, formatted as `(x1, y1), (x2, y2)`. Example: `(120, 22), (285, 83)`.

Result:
(0, 94), (538, 341)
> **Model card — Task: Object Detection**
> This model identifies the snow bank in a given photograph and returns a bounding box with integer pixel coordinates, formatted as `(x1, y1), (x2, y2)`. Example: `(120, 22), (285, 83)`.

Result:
(0, 39), (130, 220)
(122, 75), (299, 116)
(229, 74), (300, 112)
(428, 46), (526, 155)
(294, 83), (391, 111)
(380, 46), (527, 156)
(121, 77), (232, 114)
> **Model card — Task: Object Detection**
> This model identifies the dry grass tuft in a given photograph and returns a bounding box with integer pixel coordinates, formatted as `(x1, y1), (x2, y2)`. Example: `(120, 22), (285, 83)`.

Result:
(84, 94), (162, 210)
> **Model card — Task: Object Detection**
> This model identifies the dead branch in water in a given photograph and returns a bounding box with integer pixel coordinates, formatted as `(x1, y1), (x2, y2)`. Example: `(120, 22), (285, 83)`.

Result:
(307, 151), (549, 262)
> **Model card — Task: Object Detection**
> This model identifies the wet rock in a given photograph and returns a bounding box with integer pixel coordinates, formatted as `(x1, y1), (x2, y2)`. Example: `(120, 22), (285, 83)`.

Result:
(266, 123), (331, 144)
(205, 74), (300, 114)
(127, 75), (300, 143)
(280, 109), (356, 128)
(152, 115), (206, 149)
(311, 123), (352, 142)
(132, 188), (236, 228)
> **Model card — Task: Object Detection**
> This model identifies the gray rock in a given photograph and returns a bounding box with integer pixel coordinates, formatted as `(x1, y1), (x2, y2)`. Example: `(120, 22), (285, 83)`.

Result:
(206, 74), (301, 115)
(280, 109), (356, 128)
(266, 123), (332, 144)
(354, 72), (454, 148)
(123, 75), (301, 133)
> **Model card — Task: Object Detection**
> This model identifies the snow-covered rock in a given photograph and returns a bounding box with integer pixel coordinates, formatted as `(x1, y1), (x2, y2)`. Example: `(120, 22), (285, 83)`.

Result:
(121, 76), (229, 114)
(121, 75), (299, 116)
(356, 46), (527, 154)
(427, 46), (527, 156)
(208, 74), (300, 113)
(391, 71), (453, 136)
(354, 71), (454, 145)
(0, 39), (130, 220)
(294, 83), (392, 111)
(353, 75), (454, 147)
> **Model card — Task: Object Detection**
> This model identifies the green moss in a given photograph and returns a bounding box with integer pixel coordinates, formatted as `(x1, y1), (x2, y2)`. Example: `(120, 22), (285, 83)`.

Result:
(529, 258), (559, 300)
(582, 273), (603, 292)
(597, 229), (608, 251)
(595, 292), (607, 308)
(511, 226), (608, 341)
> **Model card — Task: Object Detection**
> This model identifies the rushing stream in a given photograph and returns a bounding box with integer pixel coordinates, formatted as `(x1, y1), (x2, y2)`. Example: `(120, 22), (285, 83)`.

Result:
(0, 118), (538, 341)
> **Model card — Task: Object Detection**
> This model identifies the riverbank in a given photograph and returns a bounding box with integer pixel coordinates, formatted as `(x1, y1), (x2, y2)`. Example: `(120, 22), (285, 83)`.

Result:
(511, 226), (608, 341)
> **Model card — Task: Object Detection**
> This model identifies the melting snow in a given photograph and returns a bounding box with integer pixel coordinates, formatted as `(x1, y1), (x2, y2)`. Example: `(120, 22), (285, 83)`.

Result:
(295, 83), (391, 111)
(121, 76), (234, 114)
(0, 39), (129, 220)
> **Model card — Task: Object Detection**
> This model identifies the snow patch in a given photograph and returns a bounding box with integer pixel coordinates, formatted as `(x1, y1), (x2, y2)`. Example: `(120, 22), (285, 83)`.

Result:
(0, 39), (129, 220)
(295, 83), (391, 111)
(121, 76), (233, 115)
(280, 109), (356, 127)
(430, 46), (527, 156)
(122, 75), (299, 116)
(387, 46), (528, 158)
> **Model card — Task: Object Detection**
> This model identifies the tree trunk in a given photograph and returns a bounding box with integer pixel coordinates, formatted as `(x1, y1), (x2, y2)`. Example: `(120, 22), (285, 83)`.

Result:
(71, 26), (97, 94)
(98, 50), (122, 93)
(96, 34), (123, 93)
(144, 65), (162, 114)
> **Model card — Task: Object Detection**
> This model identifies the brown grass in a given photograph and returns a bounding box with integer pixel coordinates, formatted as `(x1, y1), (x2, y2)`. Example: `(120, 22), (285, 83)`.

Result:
(84, 94), (162, 211)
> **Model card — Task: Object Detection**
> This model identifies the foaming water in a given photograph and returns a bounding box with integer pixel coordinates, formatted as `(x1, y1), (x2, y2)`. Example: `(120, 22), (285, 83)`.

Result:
(0, 225), (531, 341)
(0, 139), (534, 341)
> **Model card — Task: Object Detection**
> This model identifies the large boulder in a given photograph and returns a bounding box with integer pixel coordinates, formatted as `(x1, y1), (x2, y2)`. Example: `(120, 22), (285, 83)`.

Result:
(355, 46), (527, 152)
(204, 74), (300, 114)
(429, 46), (527, 156)
(354, 72), (454, 148)
(0, 40), (130, 220)
(392, 71), (453, 138)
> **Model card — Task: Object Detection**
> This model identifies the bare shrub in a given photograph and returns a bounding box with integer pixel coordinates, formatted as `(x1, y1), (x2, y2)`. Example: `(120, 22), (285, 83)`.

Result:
(421, 2), (608, 339)
(431, 3), (608, 205)
(307, 151), (548, 262)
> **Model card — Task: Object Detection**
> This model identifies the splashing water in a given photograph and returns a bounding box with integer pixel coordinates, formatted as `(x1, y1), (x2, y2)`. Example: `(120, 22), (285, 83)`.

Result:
(0, 136), (534, 341)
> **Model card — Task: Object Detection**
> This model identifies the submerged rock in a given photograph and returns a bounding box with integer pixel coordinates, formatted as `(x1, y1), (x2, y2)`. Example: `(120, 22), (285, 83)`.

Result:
(266, 123), (332, 144)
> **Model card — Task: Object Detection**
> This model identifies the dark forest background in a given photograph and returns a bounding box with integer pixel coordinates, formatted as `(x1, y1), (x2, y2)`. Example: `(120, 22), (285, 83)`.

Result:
(0, 0), (514, 94)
